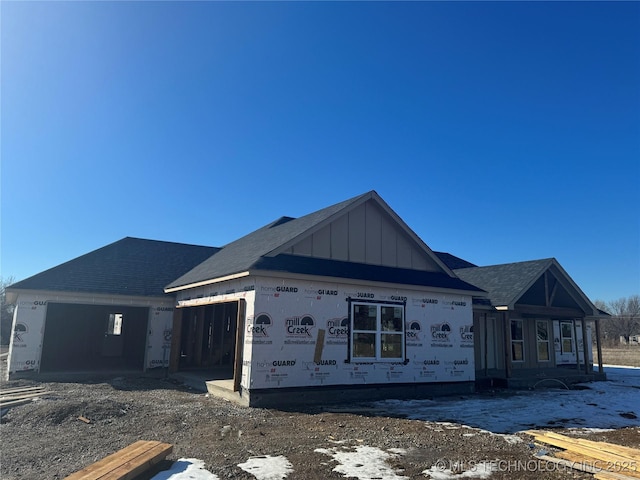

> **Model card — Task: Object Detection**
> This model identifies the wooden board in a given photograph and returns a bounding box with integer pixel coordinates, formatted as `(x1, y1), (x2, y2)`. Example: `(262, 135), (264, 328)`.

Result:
(525, 430), (640, 477)
(64, 440), (173, 480)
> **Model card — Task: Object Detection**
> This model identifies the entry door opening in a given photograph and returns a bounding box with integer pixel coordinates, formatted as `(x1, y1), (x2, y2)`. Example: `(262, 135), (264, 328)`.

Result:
(179, 302), (238, 377)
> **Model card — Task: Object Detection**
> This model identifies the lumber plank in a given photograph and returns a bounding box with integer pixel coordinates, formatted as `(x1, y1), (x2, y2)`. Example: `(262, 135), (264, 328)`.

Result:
(0, 386), (45, 396)
(0, 391), (50, 403)
(537, 454), (600, 474)
(101, 442), (173, 480)
(63, 441), (172, 480)
(527, 432), (639, 472)
(0, 398), (34, 408)
(555, 451), (640, 479)
(537, 431), (640, 462)
(594, 473), (639, 480)
(531, 436), (638, 472)
(64, 441), (157, 480)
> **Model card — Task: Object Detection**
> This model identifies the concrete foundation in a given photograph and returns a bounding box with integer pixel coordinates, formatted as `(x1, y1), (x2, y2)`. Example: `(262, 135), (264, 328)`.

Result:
(205, 381), (476, 408)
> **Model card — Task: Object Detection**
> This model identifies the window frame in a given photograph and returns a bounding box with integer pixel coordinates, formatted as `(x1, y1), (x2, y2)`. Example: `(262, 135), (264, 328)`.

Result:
(348, 298), (406, 363)
(107, 313), (124, 336)
(560, 320), (574, 354)
(536, 320), (551, 362)
(510, 319), (525, 363)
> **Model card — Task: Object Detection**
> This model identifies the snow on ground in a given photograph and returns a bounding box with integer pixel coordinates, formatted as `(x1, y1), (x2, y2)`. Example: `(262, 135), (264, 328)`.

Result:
(315, 445), (408, 480)
(150, 458), (219, 480)
(237, 455), (294, 480)
(151, 367), (638, 479)
(371, 366), (640, 434)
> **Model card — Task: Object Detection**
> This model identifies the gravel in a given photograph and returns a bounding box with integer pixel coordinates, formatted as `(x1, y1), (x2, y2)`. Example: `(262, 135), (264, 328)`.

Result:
(1, 372), (638, 480)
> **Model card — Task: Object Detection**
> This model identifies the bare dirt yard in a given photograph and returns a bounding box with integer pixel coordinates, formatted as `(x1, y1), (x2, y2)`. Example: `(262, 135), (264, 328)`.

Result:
(1, 367), (638, 480)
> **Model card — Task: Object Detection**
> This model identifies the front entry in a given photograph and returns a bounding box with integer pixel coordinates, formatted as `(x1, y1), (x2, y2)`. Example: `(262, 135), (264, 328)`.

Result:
(170, 300), (244, 390)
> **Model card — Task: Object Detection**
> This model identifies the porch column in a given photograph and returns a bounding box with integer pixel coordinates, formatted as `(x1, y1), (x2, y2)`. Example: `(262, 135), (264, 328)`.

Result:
(595, 318), (604, 374)
(504, 312), (512, 379)
(581, 319), (589, 374)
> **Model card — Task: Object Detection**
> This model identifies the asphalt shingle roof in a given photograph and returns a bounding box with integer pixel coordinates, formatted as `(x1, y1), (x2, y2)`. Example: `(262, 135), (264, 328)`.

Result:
(453, 259), (553, 307)
(9, 237), (219, 297)
(166, 192), (371, 290)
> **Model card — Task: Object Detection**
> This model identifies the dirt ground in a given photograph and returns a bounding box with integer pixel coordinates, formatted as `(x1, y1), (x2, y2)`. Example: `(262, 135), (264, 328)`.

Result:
(1, 371), (639, 480)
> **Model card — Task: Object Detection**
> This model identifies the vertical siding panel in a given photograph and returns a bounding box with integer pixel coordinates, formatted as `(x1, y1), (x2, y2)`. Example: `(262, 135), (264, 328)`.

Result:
(365, 202), (382, 265)
(396, 233), (412, 268)
(312, 224), (331, 259)
(380, 214), (397, 267)
(331, 215), (349, 261)
(348, 204), (366, 263)
(293, 236), (312, 256)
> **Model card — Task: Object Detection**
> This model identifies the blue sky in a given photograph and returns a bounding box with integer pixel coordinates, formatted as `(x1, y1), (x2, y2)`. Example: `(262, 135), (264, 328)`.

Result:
(1, 2), (638, 303)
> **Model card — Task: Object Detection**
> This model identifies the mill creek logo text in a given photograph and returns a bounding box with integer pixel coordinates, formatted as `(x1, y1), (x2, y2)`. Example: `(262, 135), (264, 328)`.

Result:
(285, 315), (315, 337)
(246, 314), (272, 344)
(430, 322), (453, 347)
(460, 325), (474, 346)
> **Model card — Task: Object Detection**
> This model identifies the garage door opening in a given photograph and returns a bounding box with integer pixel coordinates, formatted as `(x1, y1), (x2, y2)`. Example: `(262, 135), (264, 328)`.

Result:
(40, 303), (149, 372)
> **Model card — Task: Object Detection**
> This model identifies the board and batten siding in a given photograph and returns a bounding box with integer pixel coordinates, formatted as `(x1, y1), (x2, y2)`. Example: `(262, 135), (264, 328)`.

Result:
(285, 200), (440, 271)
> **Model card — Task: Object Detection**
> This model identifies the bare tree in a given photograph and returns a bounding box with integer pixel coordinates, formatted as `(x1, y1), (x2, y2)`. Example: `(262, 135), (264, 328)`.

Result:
(1, 276), (16, 345)
(600, 295), (640, 344)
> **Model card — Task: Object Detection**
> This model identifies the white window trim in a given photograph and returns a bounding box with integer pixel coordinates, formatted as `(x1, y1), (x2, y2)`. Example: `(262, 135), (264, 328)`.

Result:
(349, 300), (405, 363)
(536, 319), (551, 362)
(510, 319), (525, 363)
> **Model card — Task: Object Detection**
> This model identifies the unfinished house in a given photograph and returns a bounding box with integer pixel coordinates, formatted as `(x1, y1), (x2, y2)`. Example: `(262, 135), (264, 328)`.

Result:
(6, 191), (606, 406)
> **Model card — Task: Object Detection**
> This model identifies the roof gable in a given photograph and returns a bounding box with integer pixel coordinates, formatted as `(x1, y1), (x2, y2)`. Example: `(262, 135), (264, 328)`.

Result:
(454, 258), (598, 315)
(166, 191), (455, 291)
(8, 237), (219, 298)
(275, 193), (447, 272)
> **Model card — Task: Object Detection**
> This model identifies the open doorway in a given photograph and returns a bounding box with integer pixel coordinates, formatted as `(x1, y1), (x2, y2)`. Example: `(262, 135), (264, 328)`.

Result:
(174, 301), (243, 386)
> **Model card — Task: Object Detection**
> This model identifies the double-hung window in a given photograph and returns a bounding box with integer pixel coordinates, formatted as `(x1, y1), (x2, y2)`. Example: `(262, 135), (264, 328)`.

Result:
(510, 319), (524, 362)
(350, 301), (405, 362)
(536, 320), (550, 362)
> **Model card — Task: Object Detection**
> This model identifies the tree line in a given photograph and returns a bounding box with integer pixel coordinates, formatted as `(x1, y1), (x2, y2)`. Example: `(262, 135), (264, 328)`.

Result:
(594, 295), (640, 346)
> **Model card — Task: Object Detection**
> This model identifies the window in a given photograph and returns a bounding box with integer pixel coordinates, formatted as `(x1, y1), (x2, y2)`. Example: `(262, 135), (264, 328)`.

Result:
(536, 320), (550, 362)
(561, 321), (574, 354)
(350, 302), (405, 362)
(510, 319), (524, 362)
(107, 313), (123, 335)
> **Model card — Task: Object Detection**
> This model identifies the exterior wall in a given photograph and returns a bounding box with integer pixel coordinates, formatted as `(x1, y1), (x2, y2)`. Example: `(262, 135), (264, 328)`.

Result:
(474, 312), (596, 384)
(246, 276), (474, 390)
(7, 291), (174, 377)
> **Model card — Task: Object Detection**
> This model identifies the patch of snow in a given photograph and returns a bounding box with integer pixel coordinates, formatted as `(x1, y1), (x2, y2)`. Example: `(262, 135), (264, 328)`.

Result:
(150, 458), (219, 480)
(372, 366), (640, 434)
(423, 461), (495, 479)
(315, 445), (408, 480)
(237, 455), (293, 480)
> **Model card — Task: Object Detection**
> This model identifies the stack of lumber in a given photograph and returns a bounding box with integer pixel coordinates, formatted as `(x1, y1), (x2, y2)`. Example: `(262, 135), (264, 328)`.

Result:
(64, 440), (173, 480)
(525, 430), (640, 480)
(0, 385), (49, 409)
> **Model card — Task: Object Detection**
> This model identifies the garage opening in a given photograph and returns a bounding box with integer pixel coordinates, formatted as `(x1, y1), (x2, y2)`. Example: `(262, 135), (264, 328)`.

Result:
(40, 303), (148, 372)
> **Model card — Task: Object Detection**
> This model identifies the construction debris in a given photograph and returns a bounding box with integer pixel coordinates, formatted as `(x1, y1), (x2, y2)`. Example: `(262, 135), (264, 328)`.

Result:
(525, 430), (640, 479)
(0, 386), (49, 409)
